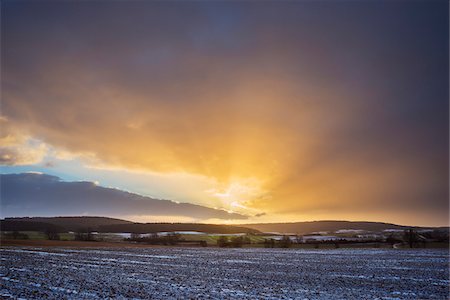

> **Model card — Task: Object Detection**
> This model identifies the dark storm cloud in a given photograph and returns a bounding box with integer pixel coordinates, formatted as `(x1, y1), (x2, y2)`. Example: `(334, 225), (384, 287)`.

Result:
(0, 173), (247, 220)
(1, 0), (448, 225)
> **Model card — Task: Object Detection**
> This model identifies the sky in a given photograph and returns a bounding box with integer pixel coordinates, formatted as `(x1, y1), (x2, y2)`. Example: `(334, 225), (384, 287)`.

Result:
(1, 0), (448, 226)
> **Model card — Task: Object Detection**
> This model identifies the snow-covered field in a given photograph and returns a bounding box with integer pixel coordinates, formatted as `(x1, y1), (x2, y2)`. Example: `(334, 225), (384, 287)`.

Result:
(1, 247), (448, 299)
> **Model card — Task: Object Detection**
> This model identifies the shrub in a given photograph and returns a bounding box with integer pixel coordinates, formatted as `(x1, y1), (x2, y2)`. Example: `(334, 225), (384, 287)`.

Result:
(127, 232), (181, 245)
(4, 231), (29, 240)
(217, 236), (229, 247)
(229, 236), (244, 248)
(278, 235), (292, 248)
(263, 239), (275, 248)
(45, 228), (60, 240)
(74, 228), (95, 241)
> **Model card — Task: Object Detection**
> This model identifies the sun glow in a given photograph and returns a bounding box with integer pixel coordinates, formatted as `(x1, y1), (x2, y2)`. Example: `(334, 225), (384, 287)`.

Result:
(208, 179), (266, 215)
(1, 0), (447, 226)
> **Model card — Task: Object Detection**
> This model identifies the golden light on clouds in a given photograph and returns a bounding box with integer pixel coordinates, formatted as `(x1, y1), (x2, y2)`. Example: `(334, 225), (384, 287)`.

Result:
(0, 117), (48, 166)
(1, 1), (448, 226)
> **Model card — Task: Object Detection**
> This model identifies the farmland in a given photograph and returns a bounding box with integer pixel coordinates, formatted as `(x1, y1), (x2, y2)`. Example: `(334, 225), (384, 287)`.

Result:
(1, 247), (448, 299)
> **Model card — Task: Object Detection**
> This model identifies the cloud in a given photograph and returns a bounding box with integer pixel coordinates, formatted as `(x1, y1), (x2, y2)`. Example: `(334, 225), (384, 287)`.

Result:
(0, 117), (48, 165)
(0, 173), (248, 220)
(1, 1), (448, 225)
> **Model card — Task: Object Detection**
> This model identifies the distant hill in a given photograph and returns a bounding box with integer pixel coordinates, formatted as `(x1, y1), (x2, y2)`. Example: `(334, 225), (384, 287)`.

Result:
(3, 216), (132, 232)
(241, 221), (447, 234)
(1, 216), (260, 234)
(98, 223), (260, 234)
(0, 220), (65, 232)
(3, 217), (446, 235)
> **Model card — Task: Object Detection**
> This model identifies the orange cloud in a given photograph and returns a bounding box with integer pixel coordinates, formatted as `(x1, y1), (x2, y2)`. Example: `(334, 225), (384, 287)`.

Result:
(2, 1), (448, 225)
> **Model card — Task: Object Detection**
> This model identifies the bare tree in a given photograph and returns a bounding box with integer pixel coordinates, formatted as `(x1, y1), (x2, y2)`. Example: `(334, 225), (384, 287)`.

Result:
(45, 228), (60, 240)
(75, 227), (95, 241)
(217, 236), (229, 247)
(404, 229), (418, 248)
(278, 235), (292, 248)
(130, 232), (141, 240)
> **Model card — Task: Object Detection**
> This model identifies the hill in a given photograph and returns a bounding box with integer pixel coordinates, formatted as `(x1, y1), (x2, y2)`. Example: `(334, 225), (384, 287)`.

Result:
(1, 216), (260, 234)
(3, 216), (132, 232)
(3, 217), (447, 235)
(241, 221), (446, 234)
(0, 220), (65, 232)
(98, 223), (259, 234)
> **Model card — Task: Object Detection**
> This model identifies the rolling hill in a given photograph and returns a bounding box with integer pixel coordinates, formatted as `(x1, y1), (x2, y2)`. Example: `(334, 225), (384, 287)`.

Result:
(2, 217), (447, 235)
(241, 221), (448, 234)
(1, 216), (260, 234)
(2, 216), (132, 231)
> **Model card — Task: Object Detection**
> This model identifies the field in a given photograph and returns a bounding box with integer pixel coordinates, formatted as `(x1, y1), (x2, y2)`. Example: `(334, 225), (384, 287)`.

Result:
(1, 247), (448, 299)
